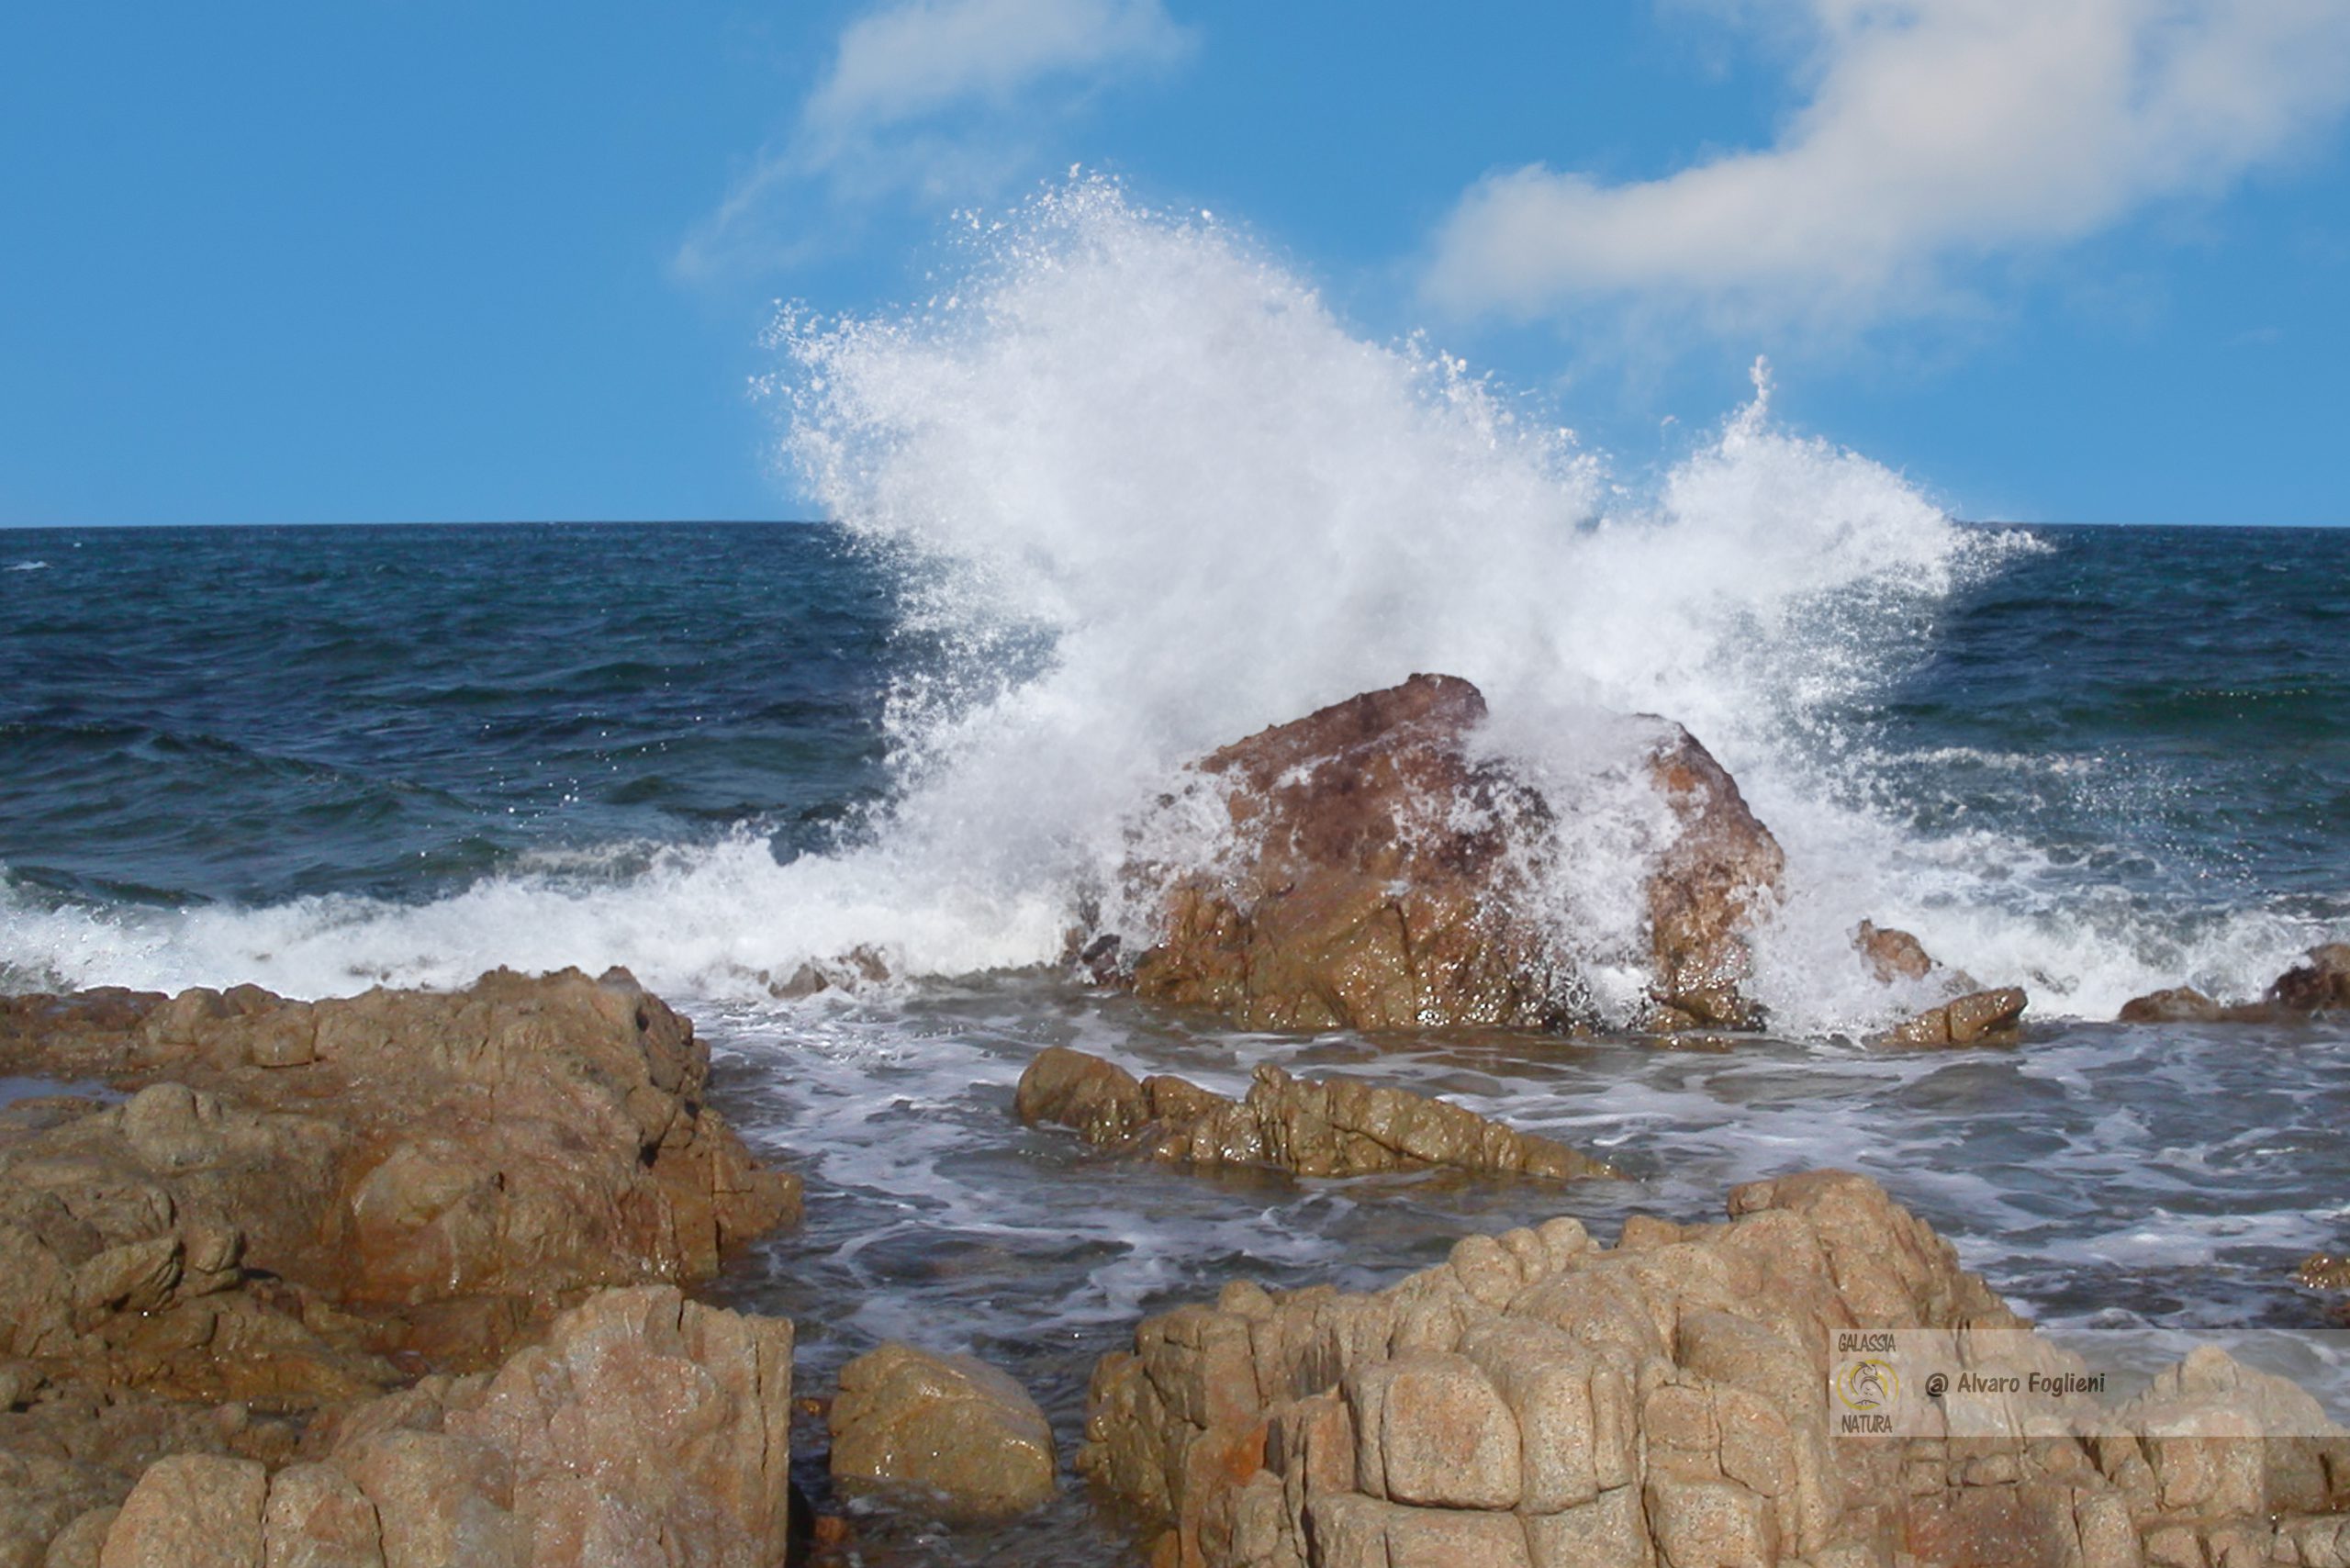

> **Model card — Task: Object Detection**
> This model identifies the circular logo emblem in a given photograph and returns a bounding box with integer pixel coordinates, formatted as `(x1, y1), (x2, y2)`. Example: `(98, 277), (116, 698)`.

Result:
(1838, 1359), (1899, 1411)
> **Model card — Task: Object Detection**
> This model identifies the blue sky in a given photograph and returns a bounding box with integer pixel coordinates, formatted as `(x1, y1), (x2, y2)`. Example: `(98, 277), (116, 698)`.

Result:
(5, 2), (2347, 527)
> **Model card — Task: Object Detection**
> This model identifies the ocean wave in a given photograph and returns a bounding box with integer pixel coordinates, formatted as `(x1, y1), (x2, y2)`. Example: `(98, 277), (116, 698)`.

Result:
(0, 182), (2326, 1030)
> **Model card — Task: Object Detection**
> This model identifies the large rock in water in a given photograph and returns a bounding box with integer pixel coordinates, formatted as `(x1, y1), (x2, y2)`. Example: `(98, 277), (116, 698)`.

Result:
(1116, 674), (1784, 1035)
(1080, 1171), (2350, 1568)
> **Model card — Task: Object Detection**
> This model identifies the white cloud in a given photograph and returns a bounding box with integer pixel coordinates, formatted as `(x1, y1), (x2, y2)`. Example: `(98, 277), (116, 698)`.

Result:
(1423, 0), (2350, 329)
(677, 0), (1192, 280)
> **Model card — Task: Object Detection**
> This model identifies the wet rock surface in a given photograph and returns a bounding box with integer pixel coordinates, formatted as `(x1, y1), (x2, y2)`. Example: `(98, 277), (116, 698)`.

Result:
(0, 969), (802, 1568)
(1110, 674), (1784, 1037)
(2118, 940), (2350, 1025)
(1853, 920), (1937, 985)
(1876, 986), (2030, 1047)
(1080, 1170), (2350, 1568)
(829, 1342), (1058, 1521)
(1015, 1046), (1619, 1182)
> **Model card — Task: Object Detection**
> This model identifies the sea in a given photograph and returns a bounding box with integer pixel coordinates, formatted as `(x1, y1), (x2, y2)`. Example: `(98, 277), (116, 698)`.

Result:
(3, 185), (2345, 1563)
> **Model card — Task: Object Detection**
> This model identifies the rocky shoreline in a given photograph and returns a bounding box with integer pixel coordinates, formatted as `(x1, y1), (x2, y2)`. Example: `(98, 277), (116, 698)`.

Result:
(4, 675), (2346, 1567)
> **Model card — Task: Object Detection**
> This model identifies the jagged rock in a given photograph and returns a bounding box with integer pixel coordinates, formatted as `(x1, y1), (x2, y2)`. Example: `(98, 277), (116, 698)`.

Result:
(68, 1286), (794, 1568)
(1854, 921), (1936, 984)
(1643, 725), (1786, 1030)
(828, 1342), (1058, 1521)
(0, 969), (798, 1383)
(1110, 674), (1782, 1036)
(1015, 1046), (1618, 1182)
(1080, 1170), (2350, 1568)
(1877, 986), (2028, 1047)
(0, 970), (800, 1566)
(2270, 943), (2350, 1013)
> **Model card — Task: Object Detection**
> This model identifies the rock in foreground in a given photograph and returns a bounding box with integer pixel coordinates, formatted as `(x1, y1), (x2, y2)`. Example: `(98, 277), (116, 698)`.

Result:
(829, 1342), (1058, 1521)
(95, 1284), (795, 1568)
(1080, 1170), (2350, 1568)
(1015, 1046), (1618, 1181)
(1111, 674), (1784, 1036)
(0, 967), (798, 1383)
(0, 969), (802, 1565)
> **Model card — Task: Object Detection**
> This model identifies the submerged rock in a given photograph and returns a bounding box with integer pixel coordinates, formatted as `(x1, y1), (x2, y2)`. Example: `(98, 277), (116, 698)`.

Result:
(1080, 1170), (2350, 1568)
(828, 1342), (1058, 1521)
(1015, 1045), (1618, 1182)
(1876, 985), (2029, 1047)
(1110, 673), (1783, 1036)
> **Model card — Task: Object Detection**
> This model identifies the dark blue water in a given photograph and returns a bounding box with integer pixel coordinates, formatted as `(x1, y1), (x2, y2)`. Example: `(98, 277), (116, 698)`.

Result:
(3, 520), (2345, 1567)
(2, 521), (2341, 928)
(0, 523), (892, 907)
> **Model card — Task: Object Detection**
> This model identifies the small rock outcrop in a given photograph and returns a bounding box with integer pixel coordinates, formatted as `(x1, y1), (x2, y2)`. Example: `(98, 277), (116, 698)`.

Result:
(88, 1285), (796, 1568)
(2116, 941), (2350, 1025)
(828, 1342), (1058, 1521)
(2269, 943), (2350, 1013)
(1015, 1046), (1619, 1182)
(1080, 1170), (2350, 1568)
(1111, 674), (1783, 1036)
(1875, 986), (2030, 1047)
(2118, 986), (2228, 1024)
(1853, 921), (1936, 984)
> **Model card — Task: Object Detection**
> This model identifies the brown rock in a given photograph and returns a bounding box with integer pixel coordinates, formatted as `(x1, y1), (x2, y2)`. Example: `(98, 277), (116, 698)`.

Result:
(1643, 723), (1785, 1030)
(2268, 943), (2350, 1014)
(0, 972), (800, 1567)
(434, 1285), (797, 1567)
(2299, 1254), (2350, 1293)
(1878, 986), (2029, 1047)
(1012, 1046), (1149, 1145)
(79, 1286), (795, 1568)
(259, 1463), (385, 1568)
(1016, 1047), (1617, 1182)
(1854, 921), (1936, 984)
(1080, 1170), (2148, 1568)
(0, 969), (797, 1388)
(1109, 674), (1783, 1036)
(2118, 987), (2226, 1024)
(828, 1342), (1057, 1521)
(97, 1452), (267, 1568)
